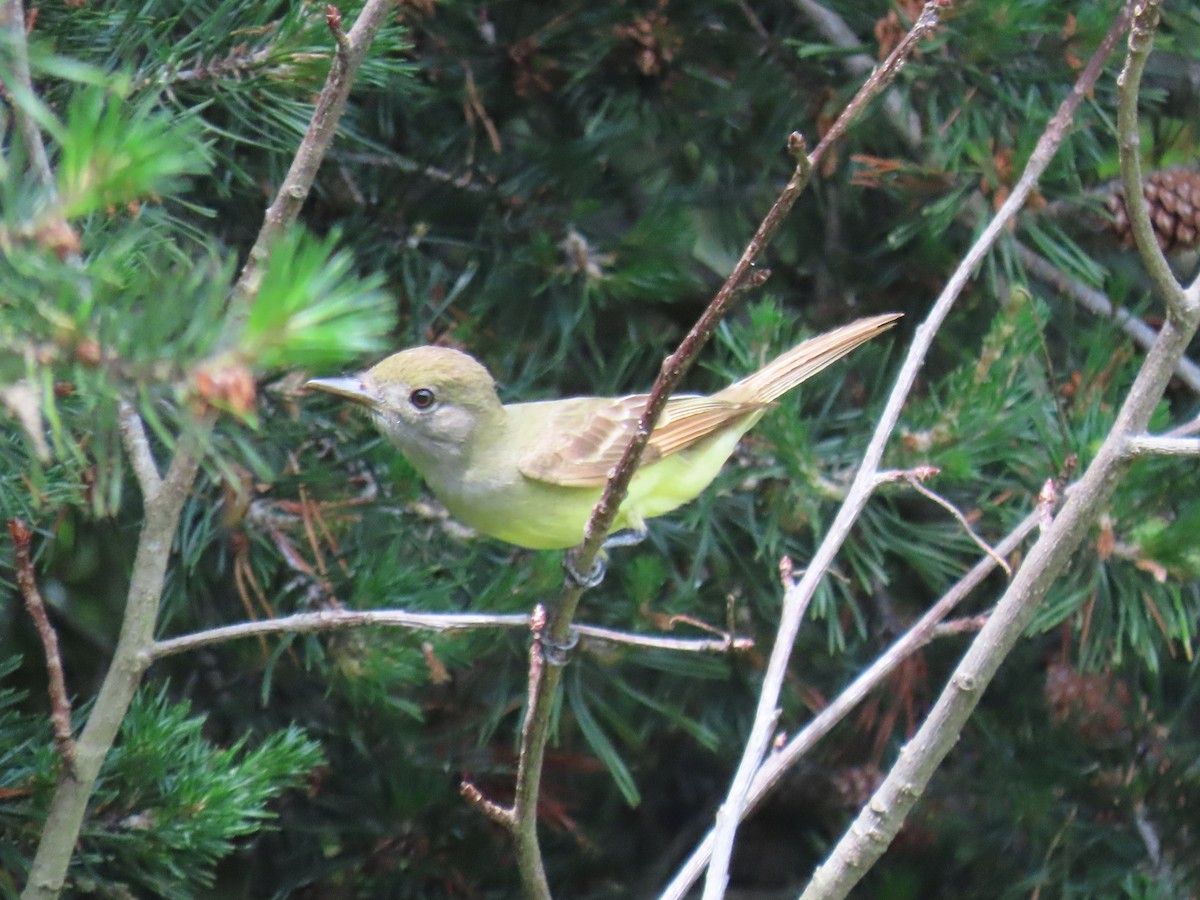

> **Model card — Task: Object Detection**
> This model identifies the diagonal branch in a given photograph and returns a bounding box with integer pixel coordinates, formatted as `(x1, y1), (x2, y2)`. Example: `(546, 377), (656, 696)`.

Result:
(659, 505), (1041, 899)
(2, 0), (54, 189)
(652, 5), (1135, 897)
(8, 519), (75, 772)
(117, 402), (163, 501)
(19, 3), (399, 897)
(500, 4), (951, 898)
(1115, 1), (1187, 318)
(797, 5), (1200, 898)
(227, 0), (397, 323)
(145, 608), (749, 661)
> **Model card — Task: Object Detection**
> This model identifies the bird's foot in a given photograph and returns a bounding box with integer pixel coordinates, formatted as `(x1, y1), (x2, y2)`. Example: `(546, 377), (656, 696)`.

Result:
(563, 549), (608, 589)
(601, 526), (648, 550)
(562, 527), (648, 588)
(541, 627), (580, 667)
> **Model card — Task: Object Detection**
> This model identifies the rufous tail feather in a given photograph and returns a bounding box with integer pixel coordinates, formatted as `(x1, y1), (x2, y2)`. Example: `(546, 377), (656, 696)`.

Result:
(719, 313), (901, 404)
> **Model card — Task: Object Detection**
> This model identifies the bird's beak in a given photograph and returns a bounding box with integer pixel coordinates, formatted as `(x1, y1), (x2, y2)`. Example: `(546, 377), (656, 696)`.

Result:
(305, 376), (377, 407)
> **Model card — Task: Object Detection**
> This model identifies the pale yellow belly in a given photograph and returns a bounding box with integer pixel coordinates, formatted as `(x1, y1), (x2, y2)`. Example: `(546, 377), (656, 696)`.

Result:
(439, 427), (746, 550)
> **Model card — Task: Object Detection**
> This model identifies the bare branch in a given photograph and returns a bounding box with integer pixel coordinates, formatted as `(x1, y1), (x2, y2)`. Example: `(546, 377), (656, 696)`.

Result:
(509, 605), (553, 896)
(1015, 241), (1200, 394)
(149, 610), (525, 659)
(8, 519), (75, 772)
(146, 607), (746, 661)
(1116, 0), (1188, 318)
(805, 0), (941, 166)
(2, 0), (54, 188)
(575, 623), (752, 654)
(931, 612), (991, 637)
(790, 0), (923, 150)
(1125, 435), (1200, 457)
(227, 0), (398, 323)
(702, 557), (818, 898)
(1166, 415), (1200, 438)
(118, 402), (163, 500)
(796, 9), (1200, 898)
(504, 7), (950, 896)
(659, 506), (1039, 899)
(460, 780), (516, 828)
(899, 471), (1013, 578)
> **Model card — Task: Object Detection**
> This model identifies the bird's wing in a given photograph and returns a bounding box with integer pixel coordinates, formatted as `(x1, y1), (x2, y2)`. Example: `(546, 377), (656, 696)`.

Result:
(519, 393), (766, 488)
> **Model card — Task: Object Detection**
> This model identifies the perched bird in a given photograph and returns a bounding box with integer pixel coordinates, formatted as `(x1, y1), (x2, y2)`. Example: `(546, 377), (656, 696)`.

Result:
(307, 314), (899, 551)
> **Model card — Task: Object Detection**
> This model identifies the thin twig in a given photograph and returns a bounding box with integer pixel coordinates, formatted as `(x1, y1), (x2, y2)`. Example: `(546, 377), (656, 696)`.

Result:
(2, 0), (54, 189)
(901, 473), (1013, 577)
(460, 780), (516, 828)
(661, 6), (1134, 897)
(575, 623), (752, 654)
(117, 402), (163, 500)
(797, 6), (1199, 897)
(145, 608), (749, 661)
(1014, 241), (1200, 394)
(1165, 413), (1200, 438)
(226, 0), (398, 324)
(1124, 435), (1200, 457)
(8, 520), (76, 771)
(659, 508), (1039, 900)
(793, 0), (925, 153)
(931, 612), (991, 637)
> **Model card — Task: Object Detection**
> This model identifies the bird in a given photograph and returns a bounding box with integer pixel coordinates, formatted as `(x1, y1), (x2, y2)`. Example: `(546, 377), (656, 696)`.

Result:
(306, 314), (899, 552)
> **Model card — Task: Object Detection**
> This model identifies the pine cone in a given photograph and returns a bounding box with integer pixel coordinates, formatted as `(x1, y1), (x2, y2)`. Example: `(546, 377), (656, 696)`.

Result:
(1106, 168), (1200, 253)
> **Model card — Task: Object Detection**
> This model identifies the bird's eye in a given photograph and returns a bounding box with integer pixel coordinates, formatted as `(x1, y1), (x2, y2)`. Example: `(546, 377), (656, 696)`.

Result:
(409, 388), (436, 410)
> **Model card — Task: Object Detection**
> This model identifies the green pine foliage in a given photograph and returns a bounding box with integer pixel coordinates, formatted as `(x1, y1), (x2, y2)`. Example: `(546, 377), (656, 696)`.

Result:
(2, 0), (1199, 896)
(0, 663), (322, 898)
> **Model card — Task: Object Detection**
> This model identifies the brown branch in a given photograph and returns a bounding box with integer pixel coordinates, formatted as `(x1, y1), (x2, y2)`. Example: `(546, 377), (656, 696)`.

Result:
(806, 0), (945, 169)
(8, 520), (75, 771)
(226, 0), (398, 324)
(796, 7), (1199, 898)
(145, 607), (747, 661)
(500, 4), (953, 898)
(662, 4), (1136, 896)
(20, 3), (399, 897)
(2, 0), (54, 189)
(660, 506), (1040, 900)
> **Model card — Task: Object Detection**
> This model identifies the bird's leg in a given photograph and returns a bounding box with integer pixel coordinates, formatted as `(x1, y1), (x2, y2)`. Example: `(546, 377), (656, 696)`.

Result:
(563, 549), (608, 589)
(561, 525), (648, 589)
(553, 528), (650, 662)
(541, 625), (580, 666)
(601, 526), (649, 550)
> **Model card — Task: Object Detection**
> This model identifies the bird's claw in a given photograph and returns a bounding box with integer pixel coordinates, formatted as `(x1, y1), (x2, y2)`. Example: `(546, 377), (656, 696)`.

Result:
(541, 627), (580, 666)
(563, 550), (607, 588)
(601, 526), (648, 550)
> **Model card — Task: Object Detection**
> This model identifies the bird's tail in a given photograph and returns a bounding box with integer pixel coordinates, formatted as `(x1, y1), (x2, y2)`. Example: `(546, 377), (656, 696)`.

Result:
(719, 313), (901, 404)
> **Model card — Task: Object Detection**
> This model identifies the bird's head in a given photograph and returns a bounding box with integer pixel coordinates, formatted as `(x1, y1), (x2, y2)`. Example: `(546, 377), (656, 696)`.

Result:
(306, 346), (503, 465)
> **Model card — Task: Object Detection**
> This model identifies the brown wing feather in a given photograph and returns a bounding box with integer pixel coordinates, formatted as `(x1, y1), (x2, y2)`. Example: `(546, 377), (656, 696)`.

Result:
(519, 394), (764, 487)
(519, 314), (901, 488)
